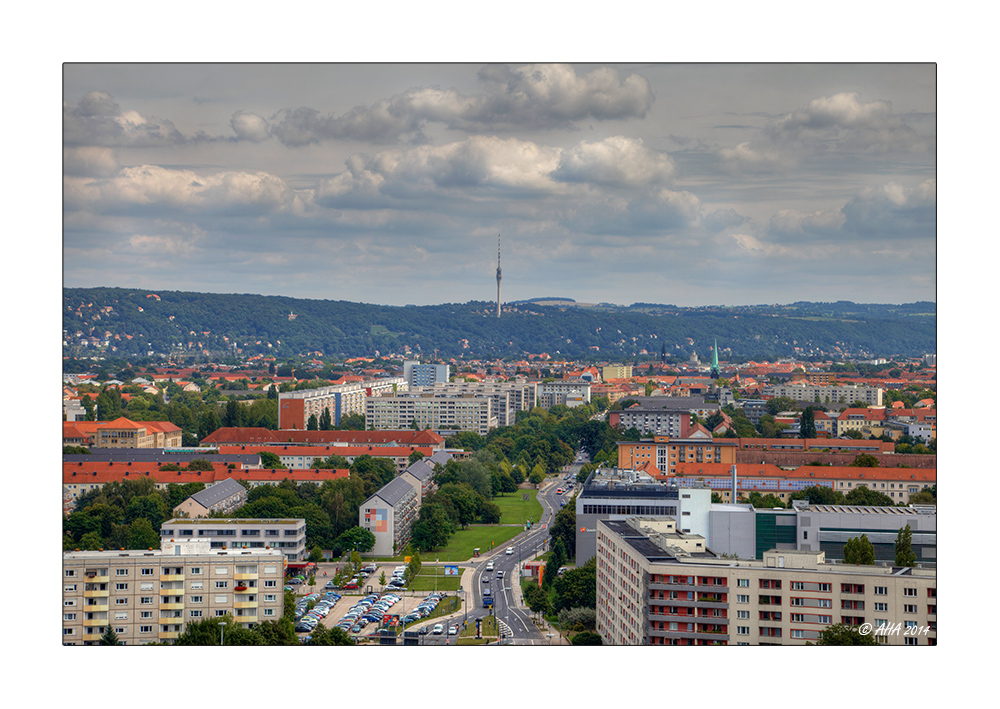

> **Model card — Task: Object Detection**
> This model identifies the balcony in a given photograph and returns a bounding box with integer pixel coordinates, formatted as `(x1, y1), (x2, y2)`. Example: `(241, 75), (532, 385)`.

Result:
(84, 603), (109, 612)
(158, 631), (180, 640)
(84, 572), (109, 583)
(159, 602), (185, 611)
(159, 573), (185, 582)
(234, 600), (258, 609)
(83, 588), (110, 598)
(82, 617), (108, 627)
(233, 574), (257, 581)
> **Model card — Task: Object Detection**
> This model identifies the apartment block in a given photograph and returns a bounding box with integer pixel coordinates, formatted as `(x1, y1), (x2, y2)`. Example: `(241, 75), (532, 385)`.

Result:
(360, 477), (419, 557)
(596, 517), (936, 646)
(403, 361), (450, 388)
(278, 377), (406, 429)
(159, 518), (307, 561)
(764, 382), (883, 407)
(365, 391), (496, 436)
(617, 431), (737, 477)
(539, 379), (591, 408)
(413, 379), (537, 427)
(62, 542), (286, 645)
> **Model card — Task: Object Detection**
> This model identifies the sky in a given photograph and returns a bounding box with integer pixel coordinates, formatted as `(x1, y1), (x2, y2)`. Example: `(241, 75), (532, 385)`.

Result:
(62, 62), (936, 308)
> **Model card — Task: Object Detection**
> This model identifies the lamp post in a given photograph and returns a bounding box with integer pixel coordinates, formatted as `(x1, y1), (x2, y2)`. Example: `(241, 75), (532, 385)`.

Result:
(218, 622), (225, 646)
(546, 632), (554, 646)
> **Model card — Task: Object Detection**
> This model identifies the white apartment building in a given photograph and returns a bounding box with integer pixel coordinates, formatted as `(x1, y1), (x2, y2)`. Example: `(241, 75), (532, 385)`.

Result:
(596, 517), (936, 646)
(764, 382), (883, 407)
(62, 541), (286, 645)
(365, 391), (496, 436)
(159, 518), (307, 561)
(539, 379), (592, 408)
(278, 377), (406, 429)
(414, 380), (537, 427)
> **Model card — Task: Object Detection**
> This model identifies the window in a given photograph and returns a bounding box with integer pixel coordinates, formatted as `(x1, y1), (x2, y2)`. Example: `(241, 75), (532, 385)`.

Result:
(190, 596), (203, 603)
(215, 581), (228, 589)
(737, 579), (749, 587)
(737, 610), (750, 620)
(64, 613), (76, 621)
(115, 583), (128, 591)
(214, 595), (227, 604)
(114, 611), (128, 620)
(737, 595), (749, 604)
(64, 599), (77, 607)
(65, 570), (77, 577)
(115, 598), (128, 605)
(791, 629), (804, 639)
(904, 605), (917, 614)
(140, 582), (154, 591)
(63, 628), (75, 636)
(736, 626), (749, 635)
(215, 609), (227, 617)
(190, 582), (204, 590)
(190, 567), (203, 575)
(263, 608), (275, 617)
(875, 602), (888, 612)
(264, 594), (276, 603)
(116, 569), (128, 576)
(874, 586), (888, 595)
(905, 637), (918, 646)
(904, 588), (917, 597)
(264, 580), (277, 588)
(190, 610), (203, 618)
(140, 611), (152, 619)
(140, 626), (153, 634)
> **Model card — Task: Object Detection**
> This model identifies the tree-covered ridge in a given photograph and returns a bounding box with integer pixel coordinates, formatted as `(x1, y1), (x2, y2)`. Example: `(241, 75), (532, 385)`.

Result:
(64, 287), (935, 361)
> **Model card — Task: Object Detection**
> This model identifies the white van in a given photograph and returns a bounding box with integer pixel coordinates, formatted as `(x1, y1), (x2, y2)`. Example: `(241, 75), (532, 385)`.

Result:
(486, 561), (494, 571)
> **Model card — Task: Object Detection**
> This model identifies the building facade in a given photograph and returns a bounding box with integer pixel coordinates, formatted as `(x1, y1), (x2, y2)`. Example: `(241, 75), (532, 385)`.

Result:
(596, 517), (936, 646)
(277, 378), (406, 429)
(403, 361), (450, 388)
(62, 542), (286, 645)
(365, 391), (496, 436)
(360, 477), (419, 557)
(159, 518), (308, 561)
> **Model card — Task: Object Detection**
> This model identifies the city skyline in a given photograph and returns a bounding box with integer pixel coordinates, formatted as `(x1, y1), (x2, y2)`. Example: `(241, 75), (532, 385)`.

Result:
(63, 63), (936, 308)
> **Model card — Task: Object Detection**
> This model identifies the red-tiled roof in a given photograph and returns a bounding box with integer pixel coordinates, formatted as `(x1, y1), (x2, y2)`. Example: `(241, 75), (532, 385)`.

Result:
(673, 461), (935, 483)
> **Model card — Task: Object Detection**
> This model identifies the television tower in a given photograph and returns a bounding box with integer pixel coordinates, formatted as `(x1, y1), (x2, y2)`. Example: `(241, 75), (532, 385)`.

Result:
(496, 234), (502, 318)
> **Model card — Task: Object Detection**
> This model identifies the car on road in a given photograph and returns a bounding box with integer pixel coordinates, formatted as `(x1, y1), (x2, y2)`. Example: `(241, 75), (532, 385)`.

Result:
(496, 570), (504, 578)
(486, 561), (494, 571)
(505, 547), (514, 555)
(481, 575), (490, 583)
(556, 488), (563, 494)
(432, 623), (444, 634)
(448, 625), (459, 635)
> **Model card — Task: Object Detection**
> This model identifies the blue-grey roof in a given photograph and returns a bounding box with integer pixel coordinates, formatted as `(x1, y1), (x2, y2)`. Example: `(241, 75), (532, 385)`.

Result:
(369, 476), (415, 507)
(188, 477), (246, 509)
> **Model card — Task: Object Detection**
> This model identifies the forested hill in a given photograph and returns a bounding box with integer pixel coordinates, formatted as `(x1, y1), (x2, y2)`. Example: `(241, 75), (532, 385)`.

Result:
(63, 287), (935, 362)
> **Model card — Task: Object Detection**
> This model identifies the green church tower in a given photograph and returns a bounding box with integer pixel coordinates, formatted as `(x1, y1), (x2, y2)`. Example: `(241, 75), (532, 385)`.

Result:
(710, 338), (720, 379)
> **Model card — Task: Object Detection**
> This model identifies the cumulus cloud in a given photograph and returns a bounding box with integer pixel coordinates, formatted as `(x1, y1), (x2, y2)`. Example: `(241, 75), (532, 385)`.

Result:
(64, 165), (306, 216)
(553, 136), (675, 187)
(230, 111), (271, 142)
(719, 91), (934, 172)
(64, 91), (185, 148)
(841, 179), (936, 238)
(265, 64), (654, 146)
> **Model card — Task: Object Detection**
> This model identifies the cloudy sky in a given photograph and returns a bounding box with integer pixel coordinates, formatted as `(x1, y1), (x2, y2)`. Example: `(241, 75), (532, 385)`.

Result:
(63, 63), (936, 307)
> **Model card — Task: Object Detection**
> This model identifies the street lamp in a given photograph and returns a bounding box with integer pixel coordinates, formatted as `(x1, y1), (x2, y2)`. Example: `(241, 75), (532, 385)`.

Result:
(546, 632), (554, 646)
(218, 622), (225, 646)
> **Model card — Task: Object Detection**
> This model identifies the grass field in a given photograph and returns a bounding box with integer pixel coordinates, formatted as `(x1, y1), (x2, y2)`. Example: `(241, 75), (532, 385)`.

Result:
(424, 524), (524, 561)
(491, 488), (543, 526)
(407, 566), (462, 592)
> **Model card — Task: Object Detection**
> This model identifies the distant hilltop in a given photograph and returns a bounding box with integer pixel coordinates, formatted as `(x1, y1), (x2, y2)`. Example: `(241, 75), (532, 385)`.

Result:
(63, 287), (935, 362)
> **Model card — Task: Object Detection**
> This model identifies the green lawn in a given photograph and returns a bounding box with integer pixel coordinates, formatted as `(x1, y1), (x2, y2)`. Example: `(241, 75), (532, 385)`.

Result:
(423, 525), (524, 561)
(407, 566), (462, 592)
(492, 488), (543, 526)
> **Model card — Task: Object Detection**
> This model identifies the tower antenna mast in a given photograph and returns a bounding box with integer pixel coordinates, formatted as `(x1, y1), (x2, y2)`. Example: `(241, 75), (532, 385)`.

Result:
(496, 234), (502, 319)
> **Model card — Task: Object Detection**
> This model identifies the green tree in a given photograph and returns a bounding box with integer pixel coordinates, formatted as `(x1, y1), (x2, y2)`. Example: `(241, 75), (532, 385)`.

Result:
(810, 622), (878, 646)
(337, 412), (365, 430)
(570, 630), (603, 645)
(845, 485), (894, 506)
(894, 524), (917, 567)
(337, 526), (376, 554)
(552, 556), (596, 612)
(799, 406), (817, 439)
(523, 582), (550, 616)
(257, 450), (286, 469)
(99, 626), (122, 645)
(304, 624), (354, 645)
(480, 501), (502, 524)
(307, 413), (319, 430)
(849, 453), (880, 467)
(788, 486), (845, 505)
(126, 517), (161, 550)
(843, 534), (875, 565)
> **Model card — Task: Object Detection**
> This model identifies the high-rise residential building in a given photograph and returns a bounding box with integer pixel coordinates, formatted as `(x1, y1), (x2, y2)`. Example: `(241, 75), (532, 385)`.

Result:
(403, 361), (450, 388)
(62, 541), (286, 645)
(159, 518), (308, 561)
(365, 391), (496, 436)
(596, 517), (936, 646)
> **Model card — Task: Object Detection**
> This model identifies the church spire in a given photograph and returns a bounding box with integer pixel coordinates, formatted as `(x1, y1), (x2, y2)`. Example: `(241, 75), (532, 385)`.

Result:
(710, 337), (720, 379)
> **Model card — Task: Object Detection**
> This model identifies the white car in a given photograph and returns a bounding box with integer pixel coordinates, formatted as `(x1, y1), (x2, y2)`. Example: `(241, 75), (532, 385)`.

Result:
(432, 623), (444, 635)
(505, 547), (514, 555)
(448, 625), (459, 635)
